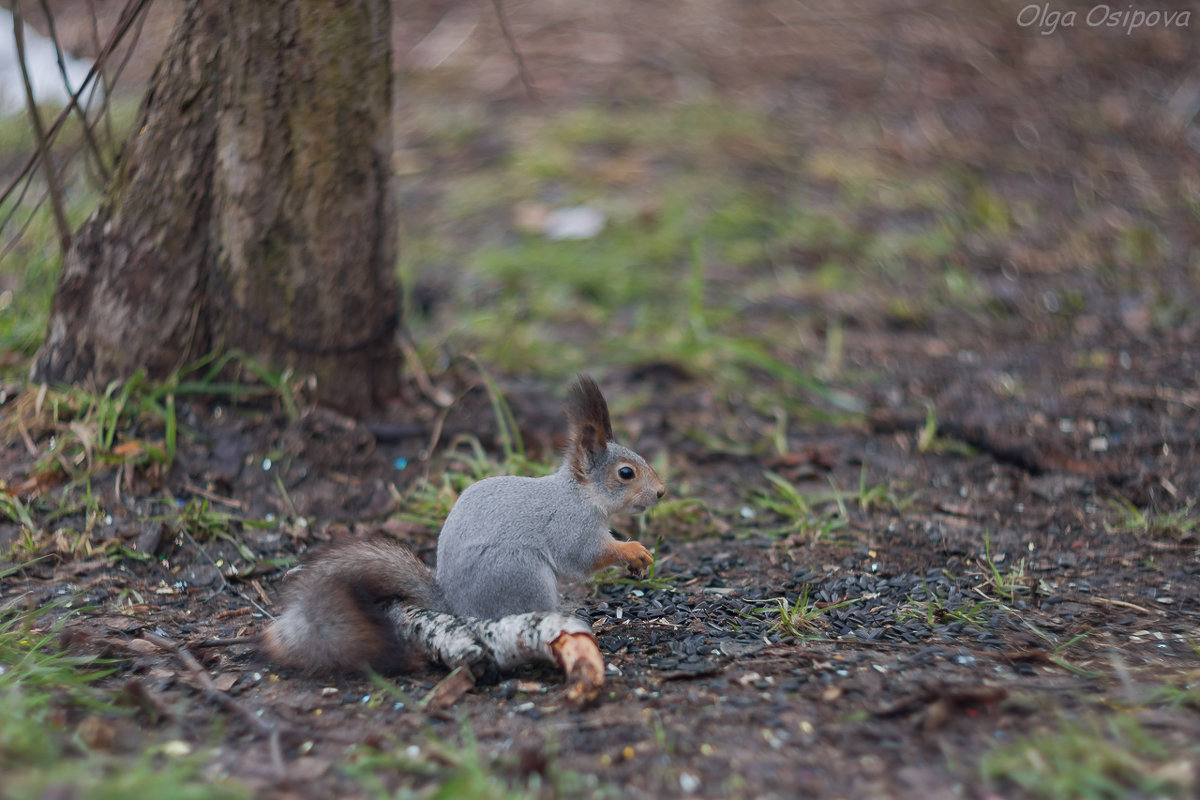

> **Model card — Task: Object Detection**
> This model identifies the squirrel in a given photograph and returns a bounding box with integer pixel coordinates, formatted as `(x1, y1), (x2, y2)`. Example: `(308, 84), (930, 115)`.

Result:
(262, 374), (666, 673)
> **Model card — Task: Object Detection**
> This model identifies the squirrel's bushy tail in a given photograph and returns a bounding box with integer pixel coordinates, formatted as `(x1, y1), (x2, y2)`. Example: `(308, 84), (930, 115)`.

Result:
(262, 537), (442, 674)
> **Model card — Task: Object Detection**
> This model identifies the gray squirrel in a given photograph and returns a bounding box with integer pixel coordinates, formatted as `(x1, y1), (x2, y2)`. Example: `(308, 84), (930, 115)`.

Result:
(262, 375), (666, 673)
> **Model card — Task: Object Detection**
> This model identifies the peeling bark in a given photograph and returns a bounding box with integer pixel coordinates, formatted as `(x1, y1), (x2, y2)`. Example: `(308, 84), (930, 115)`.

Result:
(32, 0), (401, 416)
(388, 605), (606, 705)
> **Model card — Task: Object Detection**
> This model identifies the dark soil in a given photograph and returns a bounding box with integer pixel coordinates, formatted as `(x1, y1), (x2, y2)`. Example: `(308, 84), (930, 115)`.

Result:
(4, 1), (1200, 798)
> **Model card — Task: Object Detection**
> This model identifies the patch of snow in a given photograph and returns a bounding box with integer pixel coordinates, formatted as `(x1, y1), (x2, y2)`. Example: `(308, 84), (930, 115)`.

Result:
(0, 9), (96, 116)
(542, 205), (606, 240)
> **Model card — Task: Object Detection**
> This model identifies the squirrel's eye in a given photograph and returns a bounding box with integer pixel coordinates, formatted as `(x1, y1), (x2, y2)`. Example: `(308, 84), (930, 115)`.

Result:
(618, 466), (635, 480)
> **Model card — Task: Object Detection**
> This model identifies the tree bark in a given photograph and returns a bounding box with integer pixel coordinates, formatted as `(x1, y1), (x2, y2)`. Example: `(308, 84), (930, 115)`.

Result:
(388, 606), (607, 705)
(32, 0), (401, 417)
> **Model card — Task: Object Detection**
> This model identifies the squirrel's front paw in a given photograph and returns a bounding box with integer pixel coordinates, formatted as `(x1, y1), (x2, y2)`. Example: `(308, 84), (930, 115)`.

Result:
(617, 540), (654, 572)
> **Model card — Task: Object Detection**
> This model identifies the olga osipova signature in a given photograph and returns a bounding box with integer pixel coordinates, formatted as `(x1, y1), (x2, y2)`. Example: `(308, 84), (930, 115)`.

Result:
(1017, 4), (1191, 35)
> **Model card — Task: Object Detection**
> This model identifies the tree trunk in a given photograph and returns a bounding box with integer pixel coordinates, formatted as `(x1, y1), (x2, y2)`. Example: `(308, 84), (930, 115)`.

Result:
(32, 0), (401, 417)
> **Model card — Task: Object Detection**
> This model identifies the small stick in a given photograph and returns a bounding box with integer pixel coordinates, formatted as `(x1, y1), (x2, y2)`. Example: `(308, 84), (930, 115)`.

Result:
(191, 636), (255, 648)
(181, 483), (246, 510)
(144, 632), (286, 778)
(398, 333), (453, 408)
(1087, 596), (1158, 615)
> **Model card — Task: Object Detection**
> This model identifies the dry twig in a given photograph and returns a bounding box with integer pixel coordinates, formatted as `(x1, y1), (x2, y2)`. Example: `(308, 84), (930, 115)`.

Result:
(0, 0), (152, 212)
(490, 0), (538, 100)
(38, 0), (111, 185)
(144, 631), (286, 778)
(12, 6), (71, 253)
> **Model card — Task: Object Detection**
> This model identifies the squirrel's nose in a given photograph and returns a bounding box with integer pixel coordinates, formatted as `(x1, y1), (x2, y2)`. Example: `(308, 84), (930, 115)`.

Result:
(656, 486), (666, 499)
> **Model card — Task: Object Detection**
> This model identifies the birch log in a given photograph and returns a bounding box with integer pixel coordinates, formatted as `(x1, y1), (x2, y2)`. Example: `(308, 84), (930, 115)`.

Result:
(261, 535), (608, 704)
(388, 606), (605, 704)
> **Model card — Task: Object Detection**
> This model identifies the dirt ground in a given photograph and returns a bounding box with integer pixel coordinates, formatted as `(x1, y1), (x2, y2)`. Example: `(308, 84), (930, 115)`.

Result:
(3, 1), (1200, 798)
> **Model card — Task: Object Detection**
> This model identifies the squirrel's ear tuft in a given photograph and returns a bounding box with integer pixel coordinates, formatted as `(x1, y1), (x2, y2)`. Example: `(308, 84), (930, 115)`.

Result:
(565, 374), (613, 479)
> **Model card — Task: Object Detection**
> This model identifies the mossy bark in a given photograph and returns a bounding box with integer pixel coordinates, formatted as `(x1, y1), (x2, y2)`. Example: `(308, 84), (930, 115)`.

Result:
(32, 0), (401, 417)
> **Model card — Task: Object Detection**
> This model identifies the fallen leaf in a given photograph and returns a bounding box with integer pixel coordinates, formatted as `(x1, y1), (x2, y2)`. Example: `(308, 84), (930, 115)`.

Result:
(212, 672), (240, 692)
(288, 756), (332, 782)
(421, 665), (476, 710)
(113, 440), (145, 457)
(76, 716), (116, 750)
(127, 638), (160, 655)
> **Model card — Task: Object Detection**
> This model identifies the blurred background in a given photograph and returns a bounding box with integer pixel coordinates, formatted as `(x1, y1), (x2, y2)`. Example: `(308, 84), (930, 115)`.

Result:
(1, 0), (1197, 464)
(2, 5), (1199, 796)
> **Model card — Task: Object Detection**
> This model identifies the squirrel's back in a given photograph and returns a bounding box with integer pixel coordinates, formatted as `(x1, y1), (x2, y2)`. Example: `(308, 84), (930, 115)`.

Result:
(262, 537), (444, 673)
(437, 471), (580, 549)
(434, 469), (605, 617)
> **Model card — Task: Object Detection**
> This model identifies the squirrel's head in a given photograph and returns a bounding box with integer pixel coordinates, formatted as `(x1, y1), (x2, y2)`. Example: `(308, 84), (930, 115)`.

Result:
(565, 374), (667, 515)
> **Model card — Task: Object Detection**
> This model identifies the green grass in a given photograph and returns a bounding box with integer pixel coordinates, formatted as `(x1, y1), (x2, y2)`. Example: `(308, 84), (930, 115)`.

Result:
(0, 164), (101, 360)
(401, 100), (973, 421)
(0, 199), (76, 360)
(748, 468), (910, 541)
(645, 495), (725, 541)
(0, 570), (248, 799)
(976, 530), (1044, 604)
(344, 721), (617, 800)
(1103, 497), (1198, 539)
(1147, 681), (1200, 712)
(451, 194), (860, 418)
(7, 352), (300, 484)
(981, 715), (1195, 799)
(916, 404), (978, 456)
(158, 496), (281, 576)
(898, 586), (999, 627)
(751, 470), (850, 541)
(1, 353), (294, 563)
(6, 96), (1017, 465)
(736, 585), (857, 640)
(1019, 622), (1101, 678)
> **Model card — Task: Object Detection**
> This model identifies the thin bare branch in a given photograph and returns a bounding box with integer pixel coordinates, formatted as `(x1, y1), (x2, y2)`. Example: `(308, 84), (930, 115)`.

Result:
(86, 0), (116, 152)
(144, 632), (286, 778)
(490, 0), (537, 101)
(0, 0), (152, 213)
(0, 192), (49, 263)
(106, 0), (150, 97)
(0, 154), (39, 236)
(38, 0), (112, 185)
(13, 6), (72, 254)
